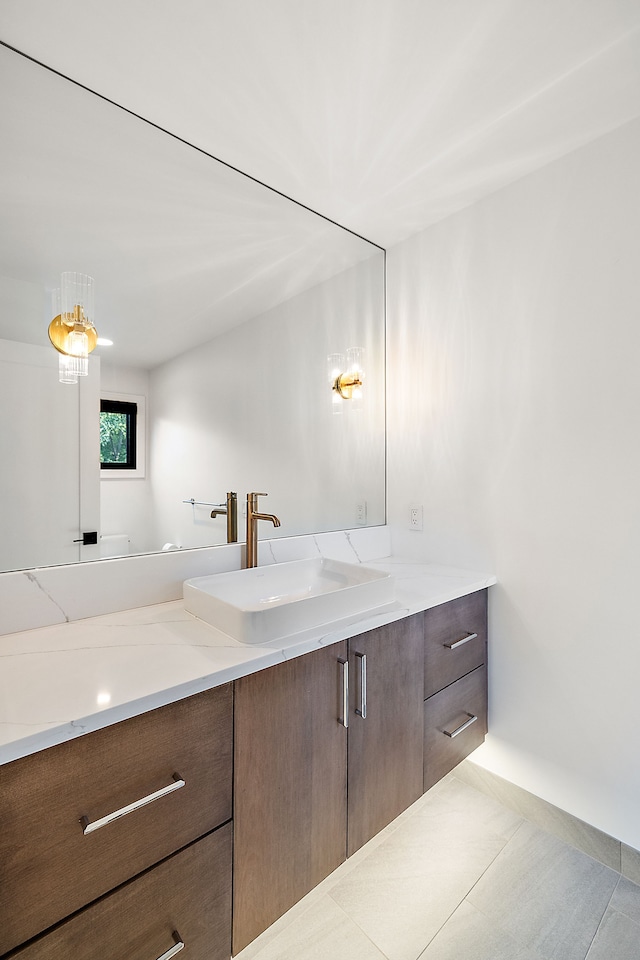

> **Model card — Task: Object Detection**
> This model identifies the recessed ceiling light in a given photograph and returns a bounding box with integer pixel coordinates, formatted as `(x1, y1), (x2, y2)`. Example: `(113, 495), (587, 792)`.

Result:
(97, 337), (113, 347)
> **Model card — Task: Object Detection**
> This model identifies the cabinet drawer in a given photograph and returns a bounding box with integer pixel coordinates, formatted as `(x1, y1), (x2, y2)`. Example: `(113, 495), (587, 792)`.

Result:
(424, 590), (487, 698)
(0, 684), (232, 956)
(11, 823), (232, 960)
(423, 665), (487, 791)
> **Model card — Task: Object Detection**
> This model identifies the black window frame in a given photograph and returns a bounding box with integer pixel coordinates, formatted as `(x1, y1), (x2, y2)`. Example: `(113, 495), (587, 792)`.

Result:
(100, 398), (138, 470)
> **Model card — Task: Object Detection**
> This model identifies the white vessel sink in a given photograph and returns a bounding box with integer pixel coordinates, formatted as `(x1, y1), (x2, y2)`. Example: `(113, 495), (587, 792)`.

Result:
(183, 557), (395, 644)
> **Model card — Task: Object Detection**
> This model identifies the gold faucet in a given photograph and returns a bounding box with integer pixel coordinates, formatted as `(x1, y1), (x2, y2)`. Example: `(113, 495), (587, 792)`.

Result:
(246, 492), (281, 568)
(210, 491), (238, 543)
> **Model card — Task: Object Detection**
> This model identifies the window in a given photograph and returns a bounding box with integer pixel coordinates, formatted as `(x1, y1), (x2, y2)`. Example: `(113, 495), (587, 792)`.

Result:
(100, 398), (137, 470)
(99, 391), (146, 478)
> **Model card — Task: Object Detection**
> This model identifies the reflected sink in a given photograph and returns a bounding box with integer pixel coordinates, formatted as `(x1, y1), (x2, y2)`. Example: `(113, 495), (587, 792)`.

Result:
(183, 557), (395, 644)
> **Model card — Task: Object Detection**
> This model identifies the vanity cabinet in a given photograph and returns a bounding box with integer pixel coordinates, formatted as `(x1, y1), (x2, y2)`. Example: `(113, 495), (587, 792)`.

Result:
(347, 615), (424, 855)
(0, 586), (490, 959)
(423, 590), (488, 791)
(233, 642), (349, 954)
(9, 825), (232, 960)
(0, 684), (233, 958)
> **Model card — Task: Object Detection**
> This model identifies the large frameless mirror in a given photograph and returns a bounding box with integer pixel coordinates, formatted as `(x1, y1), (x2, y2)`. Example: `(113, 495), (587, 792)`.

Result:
(0, 43), (385, 573)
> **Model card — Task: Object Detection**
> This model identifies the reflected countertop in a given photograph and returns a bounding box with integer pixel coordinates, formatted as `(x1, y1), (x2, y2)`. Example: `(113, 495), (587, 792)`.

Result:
(0, 557), (496, 766)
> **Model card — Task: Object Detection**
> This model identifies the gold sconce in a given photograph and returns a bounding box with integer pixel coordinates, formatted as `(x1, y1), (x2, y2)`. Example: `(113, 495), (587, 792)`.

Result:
(49, 272), (97, 384)
(329, 348), (364, 407)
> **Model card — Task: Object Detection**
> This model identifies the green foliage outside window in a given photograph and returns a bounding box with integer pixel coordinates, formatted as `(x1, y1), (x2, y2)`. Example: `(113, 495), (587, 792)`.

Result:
(100, 411), (129, 464)
(100, 398), (137, 469)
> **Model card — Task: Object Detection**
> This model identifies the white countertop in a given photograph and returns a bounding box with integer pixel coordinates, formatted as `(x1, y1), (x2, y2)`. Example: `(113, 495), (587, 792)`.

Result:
(0, 558), (495, 766)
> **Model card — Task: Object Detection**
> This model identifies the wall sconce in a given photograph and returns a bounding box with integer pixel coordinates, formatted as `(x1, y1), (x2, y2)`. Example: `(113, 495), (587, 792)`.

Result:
(49, 272), (97, 384)
(329, 348), (364, 409)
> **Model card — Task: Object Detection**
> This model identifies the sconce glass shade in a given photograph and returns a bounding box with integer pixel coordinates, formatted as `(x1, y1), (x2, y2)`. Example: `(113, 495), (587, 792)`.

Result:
(51, 287), (77, 383)
(48, 272), (97, 377)
(59, 351), (88, 381)
(328, 352), (345, 413)
(58, 353), (78, 384)
(345, 347), (364, 401)
(61, 271), (94, 324)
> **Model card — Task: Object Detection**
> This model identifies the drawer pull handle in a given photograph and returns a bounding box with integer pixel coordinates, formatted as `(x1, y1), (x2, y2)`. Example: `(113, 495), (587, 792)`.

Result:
(81, 774), (185, 835)
(444, 631), (478, 650)
(355, 652), (367, 719)
(339, 658), (349, 728)
(156, 931), (185, 960)
(443, 713), (478, 738)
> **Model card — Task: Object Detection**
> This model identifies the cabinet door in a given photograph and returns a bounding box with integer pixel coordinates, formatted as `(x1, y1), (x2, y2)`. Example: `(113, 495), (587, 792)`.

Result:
(347, 615), (424, 857)
(233, 642), (348, 954)
(11, 824), (232, 960)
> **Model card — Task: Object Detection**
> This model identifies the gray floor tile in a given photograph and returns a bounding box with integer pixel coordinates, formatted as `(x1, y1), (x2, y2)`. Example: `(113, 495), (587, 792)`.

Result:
(329, 811), (508, 960)
(415, 775), (523, 842)
(622, 843), (640, 885)
(610, 876), (640, 926)
(585, 906), (640, 960)
(418, 900), (547, 960)
(330, 874), (473, 960)
(330, 831), (504, 960)
(233, 895), (387, 960)
(454, 762), (621, 871)
(467, 820), (619, 960)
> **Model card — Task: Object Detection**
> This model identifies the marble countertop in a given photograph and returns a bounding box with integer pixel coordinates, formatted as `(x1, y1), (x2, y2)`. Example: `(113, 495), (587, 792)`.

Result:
(0, 558), (495, 766)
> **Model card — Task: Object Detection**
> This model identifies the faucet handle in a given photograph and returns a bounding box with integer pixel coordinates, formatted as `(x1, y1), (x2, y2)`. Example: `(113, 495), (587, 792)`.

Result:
(249, 491), (268, 499)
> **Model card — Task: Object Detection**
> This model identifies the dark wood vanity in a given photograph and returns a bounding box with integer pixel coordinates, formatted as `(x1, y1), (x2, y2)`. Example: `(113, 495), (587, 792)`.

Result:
(0, 590), (487, 959)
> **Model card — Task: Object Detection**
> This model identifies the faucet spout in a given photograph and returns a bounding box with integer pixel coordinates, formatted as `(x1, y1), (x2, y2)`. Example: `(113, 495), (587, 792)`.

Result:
(210, 491), (238, 543)
(251, 512), (281, 527)
(245, 493), (281, 567)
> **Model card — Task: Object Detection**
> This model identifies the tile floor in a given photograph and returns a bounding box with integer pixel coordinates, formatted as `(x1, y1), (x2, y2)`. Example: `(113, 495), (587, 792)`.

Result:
(234, 773), (640, 960)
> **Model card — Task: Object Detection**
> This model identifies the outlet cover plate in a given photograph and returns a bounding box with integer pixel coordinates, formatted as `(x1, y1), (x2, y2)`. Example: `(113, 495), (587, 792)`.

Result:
(409, 504), (423, 531)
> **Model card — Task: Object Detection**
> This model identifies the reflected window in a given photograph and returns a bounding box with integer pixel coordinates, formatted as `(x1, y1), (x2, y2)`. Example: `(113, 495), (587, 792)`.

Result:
(100, 398), (137, 470)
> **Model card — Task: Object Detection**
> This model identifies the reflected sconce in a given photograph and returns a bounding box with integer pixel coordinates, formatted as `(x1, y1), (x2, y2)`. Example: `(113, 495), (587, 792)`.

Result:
(49, 272), (97, 384)
(329, 347), (364, 410)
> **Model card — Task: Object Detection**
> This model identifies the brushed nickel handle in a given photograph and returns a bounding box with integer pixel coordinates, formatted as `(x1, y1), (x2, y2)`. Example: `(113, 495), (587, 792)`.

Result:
(156, 932), (185, 960)
(443, 713), (478, 738)
(81, 774), (185, 835)
(339, 658), (349, 728)
(443, 631), (478, 650)
(355, 652), (367, 719)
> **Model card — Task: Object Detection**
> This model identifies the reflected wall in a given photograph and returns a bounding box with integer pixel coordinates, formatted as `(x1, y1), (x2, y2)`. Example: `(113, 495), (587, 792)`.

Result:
(148, 255), (385, 550)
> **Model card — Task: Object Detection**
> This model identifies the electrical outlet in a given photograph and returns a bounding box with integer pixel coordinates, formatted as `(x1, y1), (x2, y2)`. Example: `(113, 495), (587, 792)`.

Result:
(409, 504), (423, 531)
(356, 501), (367, 525)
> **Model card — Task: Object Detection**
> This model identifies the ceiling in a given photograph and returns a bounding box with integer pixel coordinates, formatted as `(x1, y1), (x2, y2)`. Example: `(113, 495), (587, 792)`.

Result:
(0, 45), (380, 368)
(1, 0), (640, 249)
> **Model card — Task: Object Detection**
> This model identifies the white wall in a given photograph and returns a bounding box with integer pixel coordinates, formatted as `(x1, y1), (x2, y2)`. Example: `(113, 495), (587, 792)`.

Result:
(99, 363), (154, 554)
(387, 115), (640, 849)
(0, 338), (101, 570)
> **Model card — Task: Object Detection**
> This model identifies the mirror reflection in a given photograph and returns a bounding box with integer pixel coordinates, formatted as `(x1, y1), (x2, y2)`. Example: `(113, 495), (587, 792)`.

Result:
(0, 44), (385, 574)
